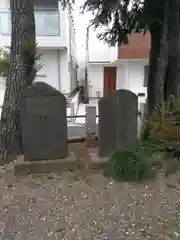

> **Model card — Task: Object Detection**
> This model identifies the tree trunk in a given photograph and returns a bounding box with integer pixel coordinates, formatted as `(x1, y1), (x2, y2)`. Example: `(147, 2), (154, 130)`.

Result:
(0, 0), (35, 164)
(143, 0), (169, 139)
(153, 2), (169, 120)
(147, 24), (162, 117)
(142, 24), (162, 139)
(165, 0), (180, 99)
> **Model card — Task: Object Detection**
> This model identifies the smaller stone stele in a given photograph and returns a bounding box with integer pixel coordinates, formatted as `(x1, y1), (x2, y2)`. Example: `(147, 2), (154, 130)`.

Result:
(20, 82), (68, 161)
(98, 89), (138, 157)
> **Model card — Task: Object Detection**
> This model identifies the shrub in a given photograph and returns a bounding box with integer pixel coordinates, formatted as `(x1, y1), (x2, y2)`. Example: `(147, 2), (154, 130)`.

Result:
(136, 139), (164, 168)
(0, 44), (43, 79)
(104, 147), (155, 182)
(148, 95), (180, 155)
(104, 95), (180, 182)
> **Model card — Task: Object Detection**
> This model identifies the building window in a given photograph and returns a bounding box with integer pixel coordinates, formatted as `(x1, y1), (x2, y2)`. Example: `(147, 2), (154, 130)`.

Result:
(144, 65), (149, 87)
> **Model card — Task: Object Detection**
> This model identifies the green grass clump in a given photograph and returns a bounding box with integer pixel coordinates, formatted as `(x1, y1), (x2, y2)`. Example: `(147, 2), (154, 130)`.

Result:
(136, 140), (164, 168)
(104, 148), (156, 182)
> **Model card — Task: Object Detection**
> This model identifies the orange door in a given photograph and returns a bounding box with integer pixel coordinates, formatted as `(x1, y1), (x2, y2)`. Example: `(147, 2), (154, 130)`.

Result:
(103, 67), (116, 97)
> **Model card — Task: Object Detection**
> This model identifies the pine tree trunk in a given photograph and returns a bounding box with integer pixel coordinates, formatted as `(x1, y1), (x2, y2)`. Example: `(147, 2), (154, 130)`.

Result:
(153, 2), (168, 119)
(142, 24), (163, 139)
(147, 24), (162, 117)
(0, 0), (35, 164)
(165, 0), (180, 99)
(143, 1), (169, 138)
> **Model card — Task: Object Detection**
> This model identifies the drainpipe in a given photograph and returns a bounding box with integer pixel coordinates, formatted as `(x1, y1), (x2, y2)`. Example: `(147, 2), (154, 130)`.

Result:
(69, 11), (73, 92)
(57, 49), (61, 91)
(84, 24), (91, 103)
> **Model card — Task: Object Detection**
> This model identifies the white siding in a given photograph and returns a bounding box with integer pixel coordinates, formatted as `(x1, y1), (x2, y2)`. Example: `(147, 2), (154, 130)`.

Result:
(35, 49), (74, 94)
(35, 50), (60, 90)
(0, 48), (75, 110)
(116, 61), (148, 97)
(88, 28), (117, 63)
(0, 49), (74, 97)
(88, 60), (148, 101)
(116, 64), (128, 89)
(89, 38), (111, 62)
(0, 0), (9, 8)
(60, 49), (71, 94)
(0, 0), (77, 106)
(88, 65), (104, 98)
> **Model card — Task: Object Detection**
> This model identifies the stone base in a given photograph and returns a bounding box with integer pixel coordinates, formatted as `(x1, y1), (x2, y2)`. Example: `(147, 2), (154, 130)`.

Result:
(89, 152), (108, 169)
(14, 152), (77, 176)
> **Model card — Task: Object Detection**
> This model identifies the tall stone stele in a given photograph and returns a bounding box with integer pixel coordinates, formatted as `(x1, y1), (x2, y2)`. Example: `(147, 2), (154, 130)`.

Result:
(20, 82), (68, 161)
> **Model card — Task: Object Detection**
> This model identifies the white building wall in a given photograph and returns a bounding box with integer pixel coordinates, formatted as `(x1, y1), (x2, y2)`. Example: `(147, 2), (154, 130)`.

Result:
(0, 49), (71, 103)
(69, 15), (77, 91)
(0, 78), (5, 106)
(125, 61), (148, 96)
(63, 10), (77, 92)
(36, 49), (71, 94)
(88, 65), (104, 97)
(0, 0), (9, 8)
(0, 0), (70, 48)
(35, 50), (60, 90)
(0, 0), (77, 95)
(89, 39), (111, 62)
(88, 27), (117, 63)
(116, 64), (128, 89)
(68, 13), (76, 60)
(58, 3), (67, 44)
(88, 60), (148, 99)
(59, 49), (71, 94)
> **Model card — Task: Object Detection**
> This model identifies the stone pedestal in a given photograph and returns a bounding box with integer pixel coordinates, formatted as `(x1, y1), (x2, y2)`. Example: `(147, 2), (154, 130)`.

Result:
(14, 153), (76, 176)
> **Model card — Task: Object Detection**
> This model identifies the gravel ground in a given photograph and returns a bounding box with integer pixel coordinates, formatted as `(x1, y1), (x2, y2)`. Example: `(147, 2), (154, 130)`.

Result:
(0, 166), (180, 240)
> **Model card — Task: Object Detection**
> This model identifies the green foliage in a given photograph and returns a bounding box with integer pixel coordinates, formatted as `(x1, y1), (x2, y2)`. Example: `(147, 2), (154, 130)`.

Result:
(82, 0), (165, 46)
(136, 139), (164, 169)
(104, 144), (156, 182)
(59, 0), (74, 10)
(0, 47), (9, 77)
(0, 45), (43, 80)
(148, 95), (180, 152)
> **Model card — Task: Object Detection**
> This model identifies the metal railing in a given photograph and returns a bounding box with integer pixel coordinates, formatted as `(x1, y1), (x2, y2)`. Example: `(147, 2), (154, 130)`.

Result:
(66, 111), (142, 119)
(0, 11), (60, 36)
(67, 114), (99, 119)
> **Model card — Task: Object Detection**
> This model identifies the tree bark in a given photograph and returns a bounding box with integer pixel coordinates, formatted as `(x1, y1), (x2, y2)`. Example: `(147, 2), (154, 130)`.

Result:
(0, 0), (35, 164)
(165, 0), (180, 99)
(143, 0), (169, 138)
(147, 24), (162, 117)
(142, 23), (163, 139)
(153, 1), (169, 119)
